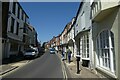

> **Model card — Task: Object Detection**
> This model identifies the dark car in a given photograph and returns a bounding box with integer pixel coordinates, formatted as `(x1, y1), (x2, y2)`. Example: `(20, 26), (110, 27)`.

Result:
(49, 48), (56, 54)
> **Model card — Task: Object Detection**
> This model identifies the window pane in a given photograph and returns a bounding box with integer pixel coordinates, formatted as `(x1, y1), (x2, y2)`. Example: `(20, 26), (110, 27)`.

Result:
(108, 50), (110, 68)
(111, 32), (114, 48)
(112, 48), (116, 71)
(105, 58), (107, 67)
(12, 2), (16, 15)
(104, 49), (107, 58)
(97, 38), (99, 48)
(17, 6), (20, 19)
(101, 49), (104, 57)
(100, 33), (103, 48)
(106, 38), (109, 47)
(87, 49), (89, 58)
(11, 17), (15, 33)
(98, 49), (100, 64)
(87, 53), (89, 58)
(16, 22), (19, 35)
(102, 49), (104, 66)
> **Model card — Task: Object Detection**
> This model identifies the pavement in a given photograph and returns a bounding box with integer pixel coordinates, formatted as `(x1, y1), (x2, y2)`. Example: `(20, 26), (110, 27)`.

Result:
(57, 51), (100, 78)
(64, 57), (100, 78)
(0, 55), (30, 76)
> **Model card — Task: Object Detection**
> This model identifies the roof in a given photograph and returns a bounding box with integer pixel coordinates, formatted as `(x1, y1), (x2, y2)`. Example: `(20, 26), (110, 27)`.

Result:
(72, 2), (83, 26)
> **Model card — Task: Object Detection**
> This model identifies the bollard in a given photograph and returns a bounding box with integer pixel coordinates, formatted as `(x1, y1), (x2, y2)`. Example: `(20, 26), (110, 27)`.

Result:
(76, 55), (80, 74)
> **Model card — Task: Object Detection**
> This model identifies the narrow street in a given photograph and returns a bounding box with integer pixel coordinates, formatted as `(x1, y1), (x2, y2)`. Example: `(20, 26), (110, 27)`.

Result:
(1, 1), (120, 79)
(2, 51), (66, 78)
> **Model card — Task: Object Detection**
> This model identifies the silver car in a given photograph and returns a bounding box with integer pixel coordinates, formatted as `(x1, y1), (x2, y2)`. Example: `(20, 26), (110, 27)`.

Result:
(24, 49), (38, 58)
(49, 48), (56, 54)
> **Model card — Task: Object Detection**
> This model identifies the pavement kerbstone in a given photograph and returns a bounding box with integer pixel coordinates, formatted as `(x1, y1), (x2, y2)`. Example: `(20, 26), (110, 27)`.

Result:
(0, 66), (18, 75)
(1, 57), (29, 76)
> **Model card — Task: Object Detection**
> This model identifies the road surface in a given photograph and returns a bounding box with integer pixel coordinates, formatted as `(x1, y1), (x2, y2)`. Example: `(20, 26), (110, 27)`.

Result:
(3, 51), (66, 78)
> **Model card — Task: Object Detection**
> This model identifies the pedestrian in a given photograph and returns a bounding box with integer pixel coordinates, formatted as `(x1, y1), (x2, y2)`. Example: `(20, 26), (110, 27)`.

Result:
(61, 48), (65, 61)
(67, 48), (72, 63)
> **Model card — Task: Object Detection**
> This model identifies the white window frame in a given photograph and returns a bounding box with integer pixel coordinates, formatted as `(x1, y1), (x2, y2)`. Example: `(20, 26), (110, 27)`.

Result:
(80, 32), (89, 60)
(96, 30), (115, 73)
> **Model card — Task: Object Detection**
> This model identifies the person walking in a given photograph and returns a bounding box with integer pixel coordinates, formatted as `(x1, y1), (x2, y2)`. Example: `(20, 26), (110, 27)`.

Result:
(67, 48), (72, 63)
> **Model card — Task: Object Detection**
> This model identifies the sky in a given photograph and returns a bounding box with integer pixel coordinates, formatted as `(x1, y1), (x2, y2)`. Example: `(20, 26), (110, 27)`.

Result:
(19, 2), (80, 44)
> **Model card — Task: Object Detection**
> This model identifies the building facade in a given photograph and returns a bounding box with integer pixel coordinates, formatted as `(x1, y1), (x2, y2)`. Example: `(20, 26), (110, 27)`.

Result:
(2, 2), (29, 59)
(74, 1), (92, 67)
(91, 0), (120, 79)
(67, 18), (76, 58)
(2, 2), (9, 59)
(28, 25), (38, 48)
(56, 35), (60, 51)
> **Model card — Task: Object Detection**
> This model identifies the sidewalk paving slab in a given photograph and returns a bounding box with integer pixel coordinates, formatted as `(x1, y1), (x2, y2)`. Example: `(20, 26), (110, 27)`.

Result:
(64, 58), (100, 78)
(57, 51), (100, 78)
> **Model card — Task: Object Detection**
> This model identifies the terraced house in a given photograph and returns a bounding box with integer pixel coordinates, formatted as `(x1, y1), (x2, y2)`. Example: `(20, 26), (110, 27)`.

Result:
(74, 1), (92, 67)
(91, 0), (120, 79)
(2, 1), (29, 59)
(67, 17), (76, 58)
(2, 1), (38, 60)
(55, 35), (60, 51)
(60, 24), (67, 53)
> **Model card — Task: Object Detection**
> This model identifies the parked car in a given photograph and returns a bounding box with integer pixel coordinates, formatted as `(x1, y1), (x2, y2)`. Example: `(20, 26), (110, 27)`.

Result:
(24, 48), (39, 58)
(49, 48), (56, 54)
